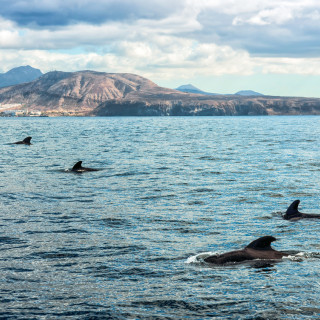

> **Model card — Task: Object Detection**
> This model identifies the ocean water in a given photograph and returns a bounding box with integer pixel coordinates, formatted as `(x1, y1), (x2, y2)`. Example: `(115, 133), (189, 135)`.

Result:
(1, 116), (320, 319)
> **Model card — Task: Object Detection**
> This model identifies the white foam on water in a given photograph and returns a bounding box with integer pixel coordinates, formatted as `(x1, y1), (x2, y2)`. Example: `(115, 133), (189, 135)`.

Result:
(185, 252), (218, 264)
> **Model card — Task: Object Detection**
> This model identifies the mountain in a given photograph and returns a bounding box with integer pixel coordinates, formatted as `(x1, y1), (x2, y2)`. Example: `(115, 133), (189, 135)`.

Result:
(1, 70), (320, 116)
(0, 66), (43, 88)
(176, 84), (218, 95)
(235, 90), (263, 96)
(176, 84), (263, 96)
(0, 70), (186, 115)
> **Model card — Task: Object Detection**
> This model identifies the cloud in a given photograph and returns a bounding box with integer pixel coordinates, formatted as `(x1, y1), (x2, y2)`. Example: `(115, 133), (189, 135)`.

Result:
(1, 0), (320, 91)
(0, 0), (186, 27)
(194, 0), (320, 56)
(2, 0), (320, 57)
(0, 37), (254, 76)
(0, 5), (202, 50)
(3, 34), (320, 86)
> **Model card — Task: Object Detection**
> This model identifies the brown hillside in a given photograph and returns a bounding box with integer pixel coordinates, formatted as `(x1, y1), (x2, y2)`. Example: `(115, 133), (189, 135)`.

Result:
(1, 70), (320, 116)
(0, 70), (185, 115)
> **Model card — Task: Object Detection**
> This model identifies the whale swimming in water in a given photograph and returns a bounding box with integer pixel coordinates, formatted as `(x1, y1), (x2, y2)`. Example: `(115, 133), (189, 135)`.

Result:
(204, 236), (288, 265)
(283, 200), (320, 220)
(13, 137), (32, 145)
(71, 161), (99, 172)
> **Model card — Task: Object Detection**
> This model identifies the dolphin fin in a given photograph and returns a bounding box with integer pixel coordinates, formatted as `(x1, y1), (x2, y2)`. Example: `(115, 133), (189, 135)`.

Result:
(72, 161), (83, 170)
(246, 236), (276, 250)
(23, 137), (32, 144)
(286, 200), (300, 216)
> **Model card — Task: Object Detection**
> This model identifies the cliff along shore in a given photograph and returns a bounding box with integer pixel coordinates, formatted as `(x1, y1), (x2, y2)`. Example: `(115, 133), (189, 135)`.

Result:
(1, 70), (320, 116)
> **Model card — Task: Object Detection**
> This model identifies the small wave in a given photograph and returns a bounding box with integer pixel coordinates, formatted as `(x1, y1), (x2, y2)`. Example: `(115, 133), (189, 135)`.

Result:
(32, 251), (80, 259)
(272, 211), (284, 217)
(289, 192), (314, 197)
(140, 194), (176, 200)
(100, 217), (131, 227)
(25, 228), (88, 235)
(0, 193), (17, 201)
(255, 215), (273, 220)
(286, 251), (320, 260)
(99, 244), (147, 256)
(152, 218), (195, 225)
(186, 252), (216, 264)
(199, 156), (221, 161)
(3, 267), (34, 273)
(0, 236), (27, 245)
(128, 298), (222, 313)
(283, 252), (305, 262)
(174, 228), (202, 234)
(209, 171), (223, 175)
(262, 193), (284, 198)
(188, 200), (205, 205)
(42, 211), (63, 215)
(52, 169), (72, 173)
(51, 228), (89, 234)
(119, 267), (165, 278)
(192, 188), (215, 193)
(113, 172), (135, 177)
(310, 162), (320, 167)
(113, 171), (149, 177)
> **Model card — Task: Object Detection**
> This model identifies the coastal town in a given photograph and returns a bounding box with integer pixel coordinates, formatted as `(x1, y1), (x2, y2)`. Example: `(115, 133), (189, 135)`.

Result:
(0, 103), (44, 116)
(0, 103), (83, 116)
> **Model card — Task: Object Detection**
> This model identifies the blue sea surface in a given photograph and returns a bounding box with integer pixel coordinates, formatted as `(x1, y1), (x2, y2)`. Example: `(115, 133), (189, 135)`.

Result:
(1, 116), (320, 319)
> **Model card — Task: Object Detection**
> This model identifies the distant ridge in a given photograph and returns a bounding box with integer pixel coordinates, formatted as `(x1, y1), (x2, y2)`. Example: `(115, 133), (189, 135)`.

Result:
(175, 84), (218, 95)
(176, 84), (263, 96)
(0, 66), (43, 88)
(235, 90), (263, 96)
(1, 69), (320, 116)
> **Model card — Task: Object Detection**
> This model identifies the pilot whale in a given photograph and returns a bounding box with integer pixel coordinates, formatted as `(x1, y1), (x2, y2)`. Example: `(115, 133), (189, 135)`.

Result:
(13, 137), (32, 145)
(204, 236), (288, 265)
(283, 200), (320, 220)
(71, 161), (99, 172)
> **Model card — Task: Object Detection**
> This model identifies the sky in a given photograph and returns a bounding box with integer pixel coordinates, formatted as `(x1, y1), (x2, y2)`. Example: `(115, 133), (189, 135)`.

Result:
(1, 0), (320, 97)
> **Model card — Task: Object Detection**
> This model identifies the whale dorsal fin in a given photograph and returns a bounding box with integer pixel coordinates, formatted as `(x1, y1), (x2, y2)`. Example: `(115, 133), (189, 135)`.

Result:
(246, 236), (276, 251)
(23, 137), (32, 143)
(72, 161), (83, 170)
(286, 200), (300, 217)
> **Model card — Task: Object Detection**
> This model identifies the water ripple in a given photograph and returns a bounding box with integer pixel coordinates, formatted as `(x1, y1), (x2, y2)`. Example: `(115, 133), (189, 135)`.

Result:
(1, 116), (320, 319)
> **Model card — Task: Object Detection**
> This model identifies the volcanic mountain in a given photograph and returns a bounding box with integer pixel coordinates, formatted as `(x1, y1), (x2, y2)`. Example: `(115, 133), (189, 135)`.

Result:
(0, 70), (189, 115)
(175, 84), (218, 95)
(0, 66), (43, 88)
(1, 70), (320, 116)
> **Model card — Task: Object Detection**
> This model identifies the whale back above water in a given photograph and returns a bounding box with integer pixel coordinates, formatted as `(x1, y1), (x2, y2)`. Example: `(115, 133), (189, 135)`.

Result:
(13, 137), (32, 145)
(284, 200), (320, 220)
(71, 161), (99, 172)
(204, 236), (287, 265)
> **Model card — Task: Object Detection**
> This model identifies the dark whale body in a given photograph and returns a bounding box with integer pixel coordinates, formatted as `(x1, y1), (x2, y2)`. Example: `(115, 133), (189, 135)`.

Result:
(204, 236), (288, 265)
(13, 137), (32, 145)
(283, 200), (320, 220)
(71, 161), (99, 172)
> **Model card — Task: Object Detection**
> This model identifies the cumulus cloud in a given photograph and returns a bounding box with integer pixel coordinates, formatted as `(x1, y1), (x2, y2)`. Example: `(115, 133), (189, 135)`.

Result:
(1, 0), (320, 56)
(1, 0), (320, 87)
(0, 37), (255, 77)
(192, 0), (320, 56)
(0, 0), (186, 27)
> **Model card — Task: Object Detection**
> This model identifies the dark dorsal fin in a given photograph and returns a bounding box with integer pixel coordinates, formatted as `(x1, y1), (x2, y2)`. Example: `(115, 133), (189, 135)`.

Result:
(72, 161), (83, 171)
(285, 200), (300, 217)
(23, 137), (32, 143)
(246, 236), (276, 250)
